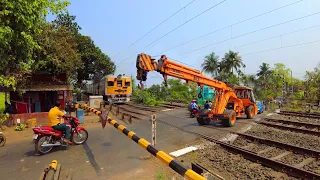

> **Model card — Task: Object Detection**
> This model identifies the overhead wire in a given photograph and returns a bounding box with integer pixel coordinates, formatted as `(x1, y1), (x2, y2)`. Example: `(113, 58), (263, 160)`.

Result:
(178, 11), (320, 56)
(144, 0), (227, 49)
(158, 0), (305, 54)
(113, 0), (197, 58)
(117, 0), (227, 67)
(242, 39), (320, 56)
(234, 24), (320, 49)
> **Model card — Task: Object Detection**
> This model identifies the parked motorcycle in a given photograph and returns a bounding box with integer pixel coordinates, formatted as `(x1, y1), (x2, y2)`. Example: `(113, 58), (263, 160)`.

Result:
(32, 116), (88, 155)
(0, 132), (6, 147)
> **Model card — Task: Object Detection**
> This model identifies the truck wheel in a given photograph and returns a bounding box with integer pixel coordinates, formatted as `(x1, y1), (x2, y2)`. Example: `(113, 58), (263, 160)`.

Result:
(197, 118), (210, 125)
(245, 105), (254, 119)
(221, 110), (236, 127)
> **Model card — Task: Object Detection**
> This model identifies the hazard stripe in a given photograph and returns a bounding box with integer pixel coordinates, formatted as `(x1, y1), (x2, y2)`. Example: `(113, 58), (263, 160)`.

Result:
(76, 104), (206, 180)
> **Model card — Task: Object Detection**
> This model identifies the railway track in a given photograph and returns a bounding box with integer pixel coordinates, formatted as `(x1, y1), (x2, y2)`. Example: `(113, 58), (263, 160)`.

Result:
(258, 118), (320, 136)
(157, 120), (320, 179)
(104, 102), (185, 123)
(279, 110), (320, 119)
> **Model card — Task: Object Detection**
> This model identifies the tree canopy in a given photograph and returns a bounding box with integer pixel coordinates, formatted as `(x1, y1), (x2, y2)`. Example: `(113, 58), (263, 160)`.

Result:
(0, 1), (115, 91)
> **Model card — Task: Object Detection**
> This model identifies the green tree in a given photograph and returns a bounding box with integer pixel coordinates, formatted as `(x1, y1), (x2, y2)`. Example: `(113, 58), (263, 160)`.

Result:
(33, 23), (81, 79)
(201, 52), (220, 77)
(0, 0), (70, 89)
(52, 13), (116, 88)
(221, 50), (245, 75)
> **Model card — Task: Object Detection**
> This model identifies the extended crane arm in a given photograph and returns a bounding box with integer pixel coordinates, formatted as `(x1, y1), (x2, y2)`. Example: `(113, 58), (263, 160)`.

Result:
(136, 53), (232, 91)
(136, 53), (245, 117)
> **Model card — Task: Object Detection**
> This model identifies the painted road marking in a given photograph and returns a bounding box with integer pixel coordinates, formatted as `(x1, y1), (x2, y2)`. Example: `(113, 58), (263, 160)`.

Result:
(169, 146), (198, 157)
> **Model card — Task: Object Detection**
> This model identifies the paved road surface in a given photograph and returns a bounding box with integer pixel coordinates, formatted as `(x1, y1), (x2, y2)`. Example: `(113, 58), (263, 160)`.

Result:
(0, 108), (265, 180)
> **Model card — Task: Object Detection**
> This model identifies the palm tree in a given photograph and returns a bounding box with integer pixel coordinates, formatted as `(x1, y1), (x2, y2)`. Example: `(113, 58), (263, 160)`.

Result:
(201, 52), (220, 77)
(221, 50), (245, 74)
(257, 62), (272, 77)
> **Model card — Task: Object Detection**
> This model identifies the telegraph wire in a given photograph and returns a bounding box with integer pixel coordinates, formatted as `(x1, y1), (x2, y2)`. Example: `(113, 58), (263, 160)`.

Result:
(178, 11), (320, 56)
(234, 24), (320, 49)
(159, 0), (305, 54)
(242, 39), (320, 56)
(113, 0), (196, 58)
(144, 0), (227, 49)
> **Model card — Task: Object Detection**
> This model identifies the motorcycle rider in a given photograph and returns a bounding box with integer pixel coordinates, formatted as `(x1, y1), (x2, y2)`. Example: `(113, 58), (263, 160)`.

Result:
(48, 101), (72, 144)
(191, 100), (198, 111)
(204, 100), (210, 109)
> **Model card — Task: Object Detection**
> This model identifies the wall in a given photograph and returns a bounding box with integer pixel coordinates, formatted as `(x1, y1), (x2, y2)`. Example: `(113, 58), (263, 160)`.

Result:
(4, 112), (48, 127)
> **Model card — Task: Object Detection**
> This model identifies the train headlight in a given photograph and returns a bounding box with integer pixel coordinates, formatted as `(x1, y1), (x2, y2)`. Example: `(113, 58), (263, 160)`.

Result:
(111, 94), (115, 98)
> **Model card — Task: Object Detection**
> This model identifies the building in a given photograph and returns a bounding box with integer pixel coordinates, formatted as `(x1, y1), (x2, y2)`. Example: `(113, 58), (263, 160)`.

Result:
(1, 73), (73, 126)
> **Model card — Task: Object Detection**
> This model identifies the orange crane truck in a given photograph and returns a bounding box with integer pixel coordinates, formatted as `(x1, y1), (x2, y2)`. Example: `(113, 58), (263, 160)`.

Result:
(136, 53), (258, 127)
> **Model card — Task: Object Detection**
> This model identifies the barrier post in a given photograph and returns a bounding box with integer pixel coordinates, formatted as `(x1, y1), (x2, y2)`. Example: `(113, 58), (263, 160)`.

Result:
(117, 105), (120, 115)
(151, 114), (156, 146)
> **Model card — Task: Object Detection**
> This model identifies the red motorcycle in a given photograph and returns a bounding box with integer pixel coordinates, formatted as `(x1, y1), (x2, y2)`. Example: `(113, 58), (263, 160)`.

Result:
(190, 107), (200, 118)
(32, 115), (88, 155)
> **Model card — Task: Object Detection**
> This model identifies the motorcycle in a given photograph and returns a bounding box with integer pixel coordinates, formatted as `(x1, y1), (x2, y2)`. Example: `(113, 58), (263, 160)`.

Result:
(190, 107), (200, 118)
(32, 115), (88, 155)
(0, 132), (6, 147)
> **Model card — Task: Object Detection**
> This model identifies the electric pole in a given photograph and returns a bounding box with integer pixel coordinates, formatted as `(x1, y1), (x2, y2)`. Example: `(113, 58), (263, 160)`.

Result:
(291, 71), (293, 96)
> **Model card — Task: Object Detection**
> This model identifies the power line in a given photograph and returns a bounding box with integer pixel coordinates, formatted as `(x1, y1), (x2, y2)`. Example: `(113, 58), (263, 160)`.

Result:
(242, 39), (320, 56)
(159, 0), (305, 54)
(178, 11), (320, 56)
(167, 56), (199, 70)
(112, 0), (196, 58)
(234, 24), (320, 49)
(144, 0), (227, 49)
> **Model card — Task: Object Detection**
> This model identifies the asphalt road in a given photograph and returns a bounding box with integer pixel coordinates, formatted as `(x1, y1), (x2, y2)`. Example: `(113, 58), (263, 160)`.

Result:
(0, 108), (265, 180)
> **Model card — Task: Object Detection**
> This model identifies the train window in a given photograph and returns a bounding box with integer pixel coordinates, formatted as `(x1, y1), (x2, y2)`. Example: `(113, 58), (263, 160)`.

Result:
(107, 81), (114, 86)
(125, 82), (130, 86)
(117, 80), (122, 87)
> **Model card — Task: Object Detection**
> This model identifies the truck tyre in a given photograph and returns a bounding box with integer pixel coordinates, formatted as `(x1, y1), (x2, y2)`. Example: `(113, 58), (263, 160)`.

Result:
(196, 109), (210, 125)
(221, 110), (236, 127)
(246, 105), (254, 119)
(197, 118), (210, 125)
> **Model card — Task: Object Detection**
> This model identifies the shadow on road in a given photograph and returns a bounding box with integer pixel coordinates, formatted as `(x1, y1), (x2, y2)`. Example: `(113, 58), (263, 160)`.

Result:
(82, 142), (101, 176)
(24, 146), (65, 157)
(101, 142), (112, 147)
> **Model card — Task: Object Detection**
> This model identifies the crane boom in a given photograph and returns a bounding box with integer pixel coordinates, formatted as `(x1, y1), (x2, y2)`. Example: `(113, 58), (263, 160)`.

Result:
(136, 53), (258, 127)
(136, 53), (231, 91)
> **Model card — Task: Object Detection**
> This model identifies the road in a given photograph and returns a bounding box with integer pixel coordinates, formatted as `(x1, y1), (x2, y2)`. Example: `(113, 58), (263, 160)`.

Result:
(0, 108), (265, 180)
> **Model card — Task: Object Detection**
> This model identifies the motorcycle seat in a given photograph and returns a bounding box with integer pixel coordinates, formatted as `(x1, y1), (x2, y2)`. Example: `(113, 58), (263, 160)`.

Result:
(38, 126), (62, 133)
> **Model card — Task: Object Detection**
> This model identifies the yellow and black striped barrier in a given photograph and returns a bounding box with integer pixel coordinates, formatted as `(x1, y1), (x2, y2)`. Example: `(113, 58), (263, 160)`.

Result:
(75, 103), (206, 180)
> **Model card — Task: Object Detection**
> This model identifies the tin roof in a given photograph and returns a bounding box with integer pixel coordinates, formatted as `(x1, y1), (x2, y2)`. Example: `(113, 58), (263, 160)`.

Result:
(22, 82), (73, 91)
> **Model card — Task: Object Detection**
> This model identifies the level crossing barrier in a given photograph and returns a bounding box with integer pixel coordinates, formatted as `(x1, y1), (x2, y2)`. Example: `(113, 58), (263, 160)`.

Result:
(75, 103), (206, 180)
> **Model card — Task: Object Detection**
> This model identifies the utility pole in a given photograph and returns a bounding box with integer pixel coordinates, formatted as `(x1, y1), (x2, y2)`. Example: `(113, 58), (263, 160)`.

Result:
(291, 71), (293, 96)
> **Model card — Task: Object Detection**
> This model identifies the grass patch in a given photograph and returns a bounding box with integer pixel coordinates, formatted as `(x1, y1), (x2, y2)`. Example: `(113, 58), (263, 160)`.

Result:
(155, 169), (168, 180)
(0, 92), (5, 111)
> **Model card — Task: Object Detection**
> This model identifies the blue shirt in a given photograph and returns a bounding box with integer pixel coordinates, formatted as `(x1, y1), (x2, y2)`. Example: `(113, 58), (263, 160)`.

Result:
(191, 103), (198, 109)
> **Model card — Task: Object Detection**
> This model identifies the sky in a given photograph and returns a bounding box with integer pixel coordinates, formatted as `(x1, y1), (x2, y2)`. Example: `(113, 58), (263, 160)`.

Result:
(61, 0), (320, 86)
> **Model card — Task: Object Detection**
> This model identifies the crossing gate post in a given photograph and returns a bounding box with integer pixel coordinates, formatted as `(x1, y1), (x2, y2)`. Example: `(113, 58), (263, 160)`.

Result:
(117, 105), (120, 115)
(151, 114), (156, 146)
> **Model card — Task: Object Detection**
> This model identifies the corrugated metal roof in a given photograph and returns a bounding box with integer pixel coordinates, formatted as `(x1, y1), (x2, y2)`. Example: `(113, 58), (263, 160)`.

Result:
(22, 83), (73, 91)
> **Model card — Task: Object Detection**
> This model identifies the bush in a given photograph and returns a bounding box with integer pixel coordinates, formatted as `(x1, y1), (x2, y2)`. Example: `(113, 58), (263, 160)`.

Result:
(132, 89), (163, 106)
(15, 124), (26, 131)
(132, 79), (198, 106)
(0, 111), (9, 124)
